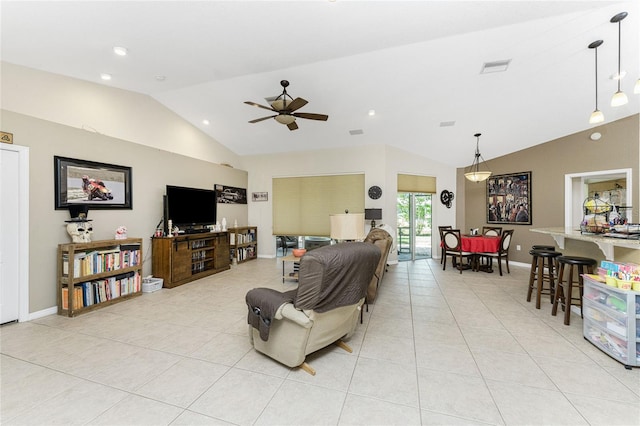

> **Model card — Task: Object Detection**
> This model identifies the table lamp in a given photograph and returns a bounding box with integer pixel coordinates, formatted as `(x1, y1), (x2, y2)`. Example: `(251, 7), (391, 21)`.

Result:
(364, 208), (382, 228)
(330, 212), (365, 242)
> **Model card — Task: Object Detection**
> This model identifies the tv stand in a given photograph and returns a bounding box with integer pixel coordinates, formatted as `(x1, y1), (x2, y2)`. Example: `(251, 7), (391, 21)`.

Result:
(152, 232), (230, 288)
(184, 228), (211, 234)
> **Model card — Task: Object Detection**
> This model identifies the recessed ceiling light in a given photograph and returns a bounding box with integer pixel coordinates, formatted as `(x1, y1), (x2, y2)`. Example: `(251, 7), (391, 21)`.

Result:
(202, 119), (210, 125)
(100, 73), (112, 81)
(439, 121), (456, 127)
(113, 46), (128, 56)
(368, 110), (375, 116)
(349, 129), (364, 135)
(155, 75), (166, 82)
(481, 60), (511, 74)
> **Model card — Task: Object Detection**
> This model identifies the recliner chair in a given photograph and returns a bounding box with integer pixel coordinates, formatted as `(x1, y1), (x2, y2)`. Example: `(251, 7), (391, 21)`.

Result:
(246, 242), (380, 375)
(363, 227), (393, 303)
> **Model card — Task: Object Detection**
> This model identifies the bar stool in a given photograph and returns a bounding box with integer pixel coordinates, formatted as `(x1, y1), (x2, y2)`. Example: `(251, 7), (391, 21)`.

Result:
(552, 256), (597, 325)
(527, 249), (562, 309)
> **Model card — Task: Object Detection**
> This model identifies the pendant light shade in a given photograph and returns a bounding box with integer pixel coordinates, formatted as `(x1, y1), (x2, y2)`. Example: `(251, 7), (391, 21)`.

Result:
(610, 12), (628, 107)
(464, 133), (492, 183)
(588, 40), (604, 124)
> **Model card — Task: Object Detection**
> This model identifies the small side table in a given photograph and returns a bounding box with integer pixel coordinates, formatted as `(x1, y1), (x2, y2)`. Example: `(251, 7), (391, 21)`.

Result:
(281, 254), (301, 283)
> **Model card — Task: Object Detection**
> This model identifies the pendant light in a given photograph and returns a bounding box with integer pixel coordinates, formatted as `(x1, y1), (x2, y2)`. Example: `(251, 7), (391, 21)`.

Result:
(588, 40), (604, 124)
(464, 133), (492, 182)
(610, 12), (628, 107)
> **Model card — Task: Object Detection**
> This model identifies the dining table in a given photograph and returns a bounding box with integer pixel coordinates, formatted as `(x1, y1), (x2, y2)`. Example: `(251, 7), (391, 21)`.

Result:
(460, 234), (501, 272)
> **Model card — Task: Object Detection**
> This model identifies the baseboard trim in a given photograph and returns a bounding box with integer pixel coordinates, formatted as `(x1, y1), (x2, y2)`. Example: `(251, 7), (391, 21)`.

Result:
(25, 306), (57, 322)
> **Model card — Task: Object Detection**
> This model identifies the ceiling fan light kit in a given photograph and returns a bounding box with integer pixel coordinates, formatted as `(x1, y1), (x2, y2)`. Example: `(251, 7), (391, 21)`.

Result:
(245, 80), (328, 131)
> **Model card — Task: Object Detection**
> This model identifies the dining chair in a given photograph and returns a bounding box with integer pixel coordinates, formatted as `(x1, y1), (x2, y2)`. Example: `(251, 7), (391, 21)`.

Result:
(442, 229), (474, 273)
(438, 225), (452, 264)
(481, 229), (514, 276)
(482, 226), (502, 237)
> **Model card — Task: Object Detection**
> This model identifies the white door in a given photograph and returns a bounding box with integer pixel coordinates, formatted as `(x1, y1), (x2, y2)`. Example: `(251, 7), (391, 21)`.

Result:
(0, 144), (29, 323)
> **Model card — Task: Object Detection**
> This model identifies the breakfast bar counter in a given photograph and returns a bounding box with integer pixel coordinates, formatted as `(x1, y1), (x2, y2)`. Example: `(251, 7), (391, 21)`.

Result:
(530, 227), (640, 261)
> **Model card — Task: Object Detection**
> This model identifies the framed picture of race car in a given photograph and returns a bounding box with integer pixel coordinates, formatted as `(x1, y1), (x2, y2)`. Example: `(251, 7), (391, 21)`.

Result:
(54, 156), (132, 212)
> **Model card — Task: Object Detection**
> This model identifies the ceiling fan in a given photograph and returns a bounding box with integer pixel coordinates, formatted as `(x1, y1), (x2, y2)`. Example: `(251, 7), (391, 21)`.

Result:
(244, 80), (328, 131)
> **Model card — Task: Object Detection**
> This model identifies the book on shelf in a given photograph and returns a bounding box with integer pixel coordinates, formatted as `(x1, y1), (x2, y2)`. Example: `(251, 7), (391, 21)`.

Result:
(62, 243), (141, 278)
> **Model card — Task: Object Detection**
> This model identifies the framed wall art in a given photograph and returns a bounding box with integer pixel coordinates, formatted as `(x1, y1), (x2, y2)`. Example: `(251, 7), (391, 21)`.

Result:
(215, 184), (247, 204)
(54, 156), (132, 212)
(252, 192), (268, 202)
(486, 171), (531, 225)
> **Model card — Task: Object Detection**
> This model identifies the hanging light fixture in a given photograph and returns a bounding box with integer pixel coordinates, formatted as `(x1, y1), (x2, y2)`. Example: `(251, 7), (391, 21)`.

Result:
(588, 40), (604, 124)
(464, 133), (492, 182)
(610, 12), (628, 107)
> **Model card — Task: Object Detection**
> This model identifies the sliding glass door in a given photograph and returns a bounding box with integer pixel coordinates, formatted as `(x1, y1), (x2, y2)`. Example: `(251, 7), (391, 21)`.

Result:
(397, 192), (432, 261)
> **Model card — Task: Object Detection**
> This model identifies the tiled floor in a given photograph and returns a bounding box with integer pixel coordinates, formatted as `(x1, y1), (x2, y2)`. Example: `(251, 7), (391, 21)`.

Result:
(2, 258), (639, 425)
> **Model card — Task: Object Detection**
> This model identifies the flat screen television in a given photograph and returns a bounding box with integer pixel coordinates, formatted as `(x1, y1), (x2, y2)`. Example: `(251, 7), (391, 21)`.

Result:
(165, 185), (217, 230)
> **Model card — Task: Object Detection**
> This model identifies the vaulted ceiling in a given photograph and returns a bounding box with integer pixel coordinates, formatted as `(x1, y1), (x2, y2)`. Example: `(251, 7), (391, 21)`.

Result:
(2, 1), (639, 167)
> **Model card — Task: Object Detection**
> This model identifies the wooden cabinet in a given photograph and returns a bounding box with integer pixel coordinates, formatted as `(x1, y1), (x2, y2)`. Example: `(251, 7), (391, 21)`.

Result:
(583, 275), (640, 368)
(228, 226), (257, 263)
(152, 232), (230, 288)
(57, 238), (143, 317)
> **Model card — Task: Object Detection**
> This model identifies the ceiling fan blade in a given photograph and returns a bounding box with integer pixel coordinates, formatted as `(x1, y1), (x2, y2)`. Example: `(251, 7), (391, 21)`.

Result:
(244, 101), (276, 112)
(293, 112), (329, 121)
(287, 121), (299, 131)
(287, 97), (308, 112)
(248, 115), (276, 123)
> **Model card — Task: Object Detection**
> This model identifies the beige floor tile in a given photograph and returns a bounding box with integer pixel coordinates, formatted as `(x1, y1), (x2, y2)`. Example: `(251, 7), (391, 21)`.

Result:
(471, 348), (557, 389)
(486, 379), (588, 425)
(414, 342), (480, 376)
(339, 394), (421, 425)
(534, 356), (640, 403)
(417, 368), (503, 424)
(349, 357), (419, 407)
(87, 394), (184, 425)
(254, 380), (346, 425)
(189, 368), (283, 425)
(6, 379), (128, 425)
(420, 410), (496, 425)
(190, 331), (253, 366)
(564, 393), (640, 425)
(359, 333), (415, 365)
(171, 410), (236, 425)
(135, 358), (229, 407)
(2, 259), (635, 426)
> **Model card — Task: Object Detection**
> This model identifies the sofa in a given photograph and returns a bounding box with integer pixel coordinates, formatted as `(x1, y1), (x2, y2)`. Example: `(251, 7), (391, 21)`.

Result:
(246, 242), (380, 374)
(363, 227), (393, 303)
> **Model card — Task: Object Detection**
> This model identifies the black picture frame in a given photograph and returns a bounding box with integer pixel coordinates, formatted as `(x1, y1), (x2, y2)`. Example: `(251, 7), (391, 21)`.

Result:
(215, 184), (247, 204)
(486, 171), (531, 225)
(54, 156), (132, 211)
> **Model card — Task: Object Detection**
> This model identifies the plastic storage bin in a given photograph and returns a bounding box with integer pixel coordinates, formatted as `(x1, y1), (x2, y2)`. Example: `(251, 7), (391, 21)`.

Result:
(142, 277), (163, 293)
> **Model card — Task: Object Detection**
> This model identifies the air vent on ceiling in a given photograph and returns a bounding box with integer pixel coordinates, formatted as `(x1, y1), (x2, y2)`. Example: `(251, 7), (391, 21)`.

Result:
(349, 129), (364, 136)
(481, 60), (511, 74)
(439, 121), (456, 127)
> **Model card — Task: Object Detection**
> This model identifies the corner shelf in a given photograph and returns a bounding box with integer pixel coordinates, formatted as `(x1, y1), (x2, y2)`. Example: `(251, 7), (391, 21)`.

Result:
(228, 226), (257, 263)
(57, 238), (143, 317)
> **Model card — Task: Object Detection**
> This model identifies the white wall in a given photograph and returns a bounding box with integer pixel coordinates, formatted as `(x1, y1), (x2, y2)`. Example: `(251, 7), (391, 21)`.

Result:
(241, 144), (457, 262)
(1, 62), (241, 168)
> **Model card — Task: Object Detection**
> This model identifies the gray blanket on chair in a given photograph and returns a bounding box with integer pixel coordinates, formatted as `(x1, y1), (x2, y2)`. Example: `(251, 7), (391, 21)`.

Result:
(246, 288), (296, 341)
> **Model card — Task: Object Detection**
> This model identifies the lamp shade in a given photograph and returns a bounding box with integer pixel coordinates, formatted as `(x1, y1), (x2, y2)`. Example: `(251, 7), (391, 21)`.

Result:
(275, 114), (296, 125)
(364, 208), (382, 221)
(330, 213), (365, 241)
(464, 171), (492, 182)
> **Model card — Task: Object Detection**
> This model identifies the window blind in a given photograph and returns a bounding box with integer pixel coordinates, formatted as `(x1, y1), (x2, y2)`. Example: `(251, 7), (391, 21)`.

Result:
(273, 174), (364, 236)
(397, 174), (436, 193)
